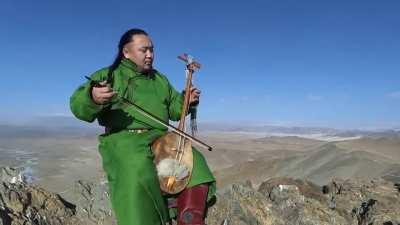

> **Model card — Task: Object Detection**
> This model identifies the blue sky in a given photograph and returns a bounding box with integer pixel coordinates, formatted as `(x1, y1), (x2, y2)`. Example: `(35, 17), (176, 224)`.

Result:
(1, 0), (399, 129)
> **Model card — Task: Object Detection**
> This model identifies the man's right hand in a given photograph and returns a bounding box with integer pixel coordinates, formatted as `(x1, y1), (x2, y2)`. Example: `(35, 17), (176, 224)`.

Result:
(91, 81), (116, 104)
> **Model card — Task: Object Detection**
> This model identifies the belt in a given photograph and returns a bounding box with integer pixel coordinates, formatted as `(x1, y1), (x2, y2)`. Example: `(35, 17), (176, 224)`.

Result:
(127, 128), (149, 134)
(105, 127), (150, 134)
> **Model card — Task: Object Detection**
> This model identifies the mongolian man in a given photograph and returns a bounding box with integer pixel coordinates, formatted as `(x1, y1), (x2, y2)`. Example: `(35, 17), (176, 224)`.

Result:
(70, 28), (216, 225)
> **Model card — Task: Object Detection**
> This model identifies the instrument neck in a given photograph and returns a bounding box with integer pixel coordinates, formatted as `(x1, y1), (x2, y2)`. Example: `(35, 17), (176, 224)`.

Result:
(178, 68), (194, 131)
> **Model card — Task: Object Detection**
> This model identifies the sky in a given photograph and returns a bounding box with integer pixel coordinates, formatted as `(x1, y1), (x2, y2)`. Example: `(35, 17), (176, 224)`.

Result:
(1, 0), (399, 129)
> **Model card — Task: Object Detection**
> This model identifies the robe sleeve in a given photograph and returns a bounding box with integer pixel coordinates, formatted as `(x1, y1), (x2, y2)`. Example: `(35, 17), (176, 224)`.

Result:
(69, 69), (109, 123)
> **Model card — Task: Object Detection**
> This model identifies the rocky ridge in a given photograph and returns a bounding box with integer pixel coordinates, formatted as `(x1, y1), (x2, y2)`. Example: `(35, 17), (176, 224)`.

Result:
(1, 167), (399, 225)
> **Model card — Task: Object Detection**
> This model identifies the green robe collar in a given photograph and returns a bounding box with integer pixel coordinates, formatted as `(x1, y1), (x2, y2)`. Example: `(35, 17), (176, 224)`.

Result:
(120, 58), (139, 74)
(120, 58), (155, 79)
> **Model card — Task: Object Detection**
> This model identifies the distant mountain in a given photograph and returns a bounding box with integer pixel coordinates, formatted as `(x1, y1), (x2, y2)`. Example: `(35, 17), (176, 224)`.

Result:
(0, 116), (102, 138)
(199, 122), (400, 140)
(335, 129), (400, 138)
(0, 124), (100, 138)
(199, 122), (339, 134)
(2, 117), (399, 139)
(336, 137), (400, 161)
(23, 115), (98, 128)
(214, 142), (400, 187)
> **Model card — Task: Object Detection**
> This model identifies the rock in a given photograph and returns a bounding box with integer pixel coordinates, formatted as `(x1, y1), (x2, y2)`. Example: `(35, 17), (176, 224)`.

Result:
(258, 177), (325, 202)
(0, 167), (21, 184)
(323, 178), (400, 225)
(259, 178), (347, 225)
(206, 180), (284, 225)
(0, 182), (79, 225)
(395, 183), (400, 192)
(0, 167), (36, 185)
(206, 177), (400, 225)
(351, 198), (377, 225)
(68, 180), (115, 225)
(0, 167), (115, 225)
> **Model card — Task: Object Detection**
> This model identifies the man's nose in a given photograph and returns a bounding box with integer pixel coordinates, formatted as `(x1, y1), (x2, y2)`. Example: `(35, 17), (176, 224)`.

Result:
(145, 50), (153, 58)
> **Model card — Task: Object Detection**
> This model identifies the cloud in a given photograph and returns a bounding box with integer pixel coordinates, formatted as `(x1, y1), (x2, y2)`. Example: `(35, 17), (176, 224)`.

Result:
(306, 94), (323, 101)
(387, 91), (400, 99)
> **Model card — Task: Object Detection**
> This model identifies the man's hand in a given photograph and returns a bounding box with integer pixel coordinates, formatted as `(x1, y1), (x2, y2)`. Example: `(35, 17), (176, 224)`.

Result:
(189, 86), (201, 105)
(91, 81), (116, 105)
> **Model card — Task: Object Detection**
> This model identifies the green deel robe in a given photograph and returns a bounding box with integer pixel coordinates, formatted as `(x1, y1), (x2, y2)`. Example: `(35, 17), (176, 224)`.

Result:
(70, 58), (216, 225)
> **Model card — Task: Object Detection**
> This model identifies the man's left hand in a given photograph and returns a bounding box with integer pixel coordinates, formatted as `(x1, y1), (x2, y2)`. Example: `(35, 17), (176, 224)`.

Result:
(189, 86), (201, 105)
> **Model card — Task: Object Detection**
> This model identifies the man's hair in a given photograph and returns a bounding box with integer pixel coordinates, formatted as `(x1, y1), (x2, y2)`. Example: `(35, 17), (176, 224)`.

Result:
(107, 28), (149, 83)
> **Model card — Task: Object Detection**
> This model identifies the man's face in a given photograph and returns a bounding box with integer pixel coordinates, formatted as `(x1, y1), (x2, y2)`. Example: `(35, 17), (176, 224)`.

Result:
(123, 34), (154, 73)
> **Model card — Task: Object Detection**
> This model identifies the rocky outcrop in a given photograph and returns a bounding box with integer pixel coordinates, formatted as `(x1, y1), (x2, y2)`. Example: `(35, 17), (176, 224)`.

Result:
(1, 167), (399, 225)
(207, 177), (400, 225)
(67, 180), (115, 225)
(0, 180), (78, 225)
(0, 167), (115, 225)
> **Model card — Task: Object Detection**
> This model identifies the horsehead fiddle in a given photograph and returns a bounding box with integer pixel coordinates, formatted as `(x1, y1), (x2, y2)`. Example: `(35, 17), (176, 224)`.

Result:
(151, 54), (206, 194)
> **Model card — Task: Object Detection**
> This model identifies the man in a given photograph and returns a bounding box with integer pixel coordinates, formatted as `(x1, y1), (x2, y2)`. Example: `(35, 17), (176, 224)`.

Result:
(70, 28), (216, 225)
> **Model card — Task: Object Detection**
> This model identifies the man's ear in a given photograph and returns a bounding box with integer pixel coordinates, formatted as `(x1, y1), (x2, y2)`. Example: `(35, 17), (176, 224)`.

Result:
(122, 47), (129, 58)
